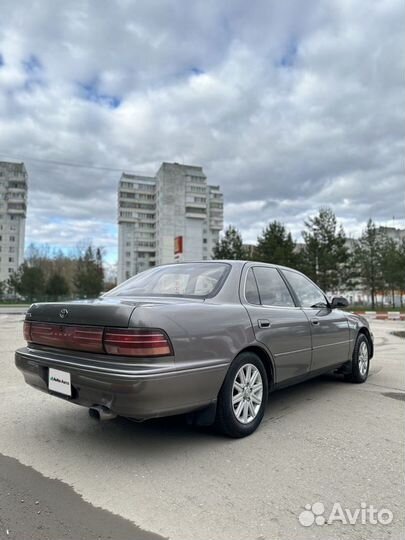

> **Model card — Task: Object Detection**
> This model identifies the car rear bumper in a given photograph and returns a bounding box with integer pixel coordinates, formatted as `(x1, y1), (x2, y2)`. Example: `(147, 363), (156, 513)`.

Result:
(15, 347), (228, 420)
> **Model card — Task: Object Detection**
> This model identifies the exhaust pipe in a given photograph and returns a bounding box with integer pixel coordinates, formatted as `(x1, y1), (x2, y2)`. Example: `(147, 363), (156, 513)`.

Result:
(89, 405), (117, 421)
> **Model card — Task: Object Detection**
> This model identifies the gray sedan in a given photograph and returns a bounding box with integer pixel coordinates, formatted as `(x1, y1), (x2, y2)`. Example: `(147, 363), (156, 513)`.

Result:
(16, 261), (373, 437)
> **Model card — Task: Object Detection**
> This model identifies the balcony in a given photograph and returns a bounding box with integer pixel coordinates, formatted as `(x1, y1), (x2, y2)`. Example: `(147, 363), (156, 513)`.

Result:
(209, 219), (223, 230)
(6, 193), (27, 203)
(7, 203), (26, 215)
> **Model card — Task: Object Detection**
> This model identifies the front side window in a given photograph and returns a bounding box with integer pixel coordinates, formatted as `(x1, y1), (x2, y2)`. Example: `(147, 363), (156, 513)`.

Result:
(252, 267), (295, 307)
(282, 270), (327, 308)
(106, 263), (230, 298)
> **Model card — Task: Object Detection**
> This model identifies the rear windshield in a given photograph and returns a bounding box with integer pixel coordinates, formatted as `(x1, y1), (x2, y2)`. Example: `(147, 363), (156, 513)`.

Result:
(105, 263), (230, 298)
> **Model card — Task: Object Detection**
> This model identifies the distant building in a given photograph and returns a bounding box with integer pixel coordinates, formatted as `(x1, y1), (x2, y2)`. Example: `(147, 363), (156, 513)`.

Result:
(243, 244), (256, 258)
(376, 226), (405, 245)
(118, 162), (224, 283)
(0, 162), (28, 283)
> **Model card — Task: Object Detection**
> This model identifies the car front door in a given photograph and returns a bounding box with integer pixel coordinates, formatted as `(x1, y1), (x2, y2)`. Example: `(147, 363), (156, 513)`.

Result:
(241, 265), (312, 384)
(281, 269), (351, 372)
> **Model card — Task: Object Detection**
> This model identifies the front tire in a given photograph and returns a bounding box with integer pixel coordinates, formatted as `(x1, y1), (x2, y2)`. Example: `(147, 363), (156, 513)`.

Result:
(215, 352), (268, 438)
(345, 334), (370, 383)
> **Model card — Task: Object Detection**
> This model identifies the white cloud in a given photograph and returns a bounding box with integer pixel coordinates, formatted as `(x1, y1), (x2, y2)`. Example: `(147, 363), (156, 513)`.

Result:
(0, 0), (403, 262)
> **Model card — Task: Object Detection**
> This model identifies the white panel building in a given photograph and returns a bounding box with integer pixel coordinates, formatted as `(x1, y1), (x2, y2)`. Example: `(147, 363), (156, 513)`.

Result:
(0, 162), (28, 284)
(118, 162), (223, 283)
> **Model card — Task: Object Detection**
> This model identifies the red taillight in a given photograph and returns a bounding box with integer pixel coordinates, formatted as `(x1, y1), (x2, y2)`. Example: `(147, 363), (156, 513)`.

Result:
(104, 328), (173, 357)
(23, 321), (32, 341)
(27, 322), (104, 353)
(24, 322), (173, 358)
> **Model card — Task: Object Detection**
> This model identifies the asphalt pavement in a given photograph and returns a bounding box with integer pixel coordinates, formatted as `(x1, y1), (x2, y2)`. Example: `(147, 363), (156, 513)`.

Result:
(0, 314), (403, 540)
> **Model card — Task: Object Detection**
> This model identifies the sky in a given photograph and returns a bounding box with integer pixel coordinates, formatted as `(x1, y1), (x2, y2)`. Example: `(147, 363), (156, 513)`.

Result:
(0, 0), (404, 264)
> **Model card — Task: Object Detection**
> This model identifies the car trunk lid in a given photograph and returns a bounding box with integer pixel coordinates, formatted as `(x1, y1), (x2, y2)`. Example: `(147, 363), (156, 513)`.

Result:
(25, 296), (204, 327)
(26, 298), (139, 327)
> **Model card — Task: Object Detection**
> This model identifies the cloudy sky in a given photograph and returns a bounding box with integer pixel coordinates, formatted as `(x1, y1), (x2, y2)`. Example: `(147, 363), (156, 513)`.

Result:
(0, 0), (404, 263)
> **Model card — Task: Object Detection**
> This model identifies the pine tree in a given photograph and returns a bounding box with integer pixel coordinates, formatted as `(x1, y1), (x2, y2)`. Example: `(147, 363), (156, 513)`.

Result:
(8, 263), (46, 302)
(301, 208), (349, 292)
(46, 273), (70, 301)
(74, 246), (105, 298)
(380, 235), (403, 308)
(353, 220), (384, 309)
(255, 221), (296, 267)
(212, 226), (245, 259)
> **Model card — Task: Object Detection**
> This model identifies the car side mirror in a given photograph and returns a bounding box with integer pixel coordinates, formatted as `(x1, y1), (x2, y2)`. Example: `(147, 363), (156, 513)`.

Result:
(330, 296), (349, 309)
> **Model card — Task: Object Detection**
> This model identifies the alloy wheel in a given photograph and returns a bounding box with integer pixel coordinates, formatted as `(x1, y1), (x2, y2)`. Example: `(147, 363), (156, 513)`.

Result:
(358, 341), (369, 376)
(232, 363), (263, 424)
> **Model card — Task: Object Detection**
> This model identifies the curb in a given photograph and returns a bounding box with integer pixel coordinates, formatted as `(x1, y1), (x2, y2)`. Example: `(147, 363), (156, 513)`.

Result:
(354, 311), (405, 321)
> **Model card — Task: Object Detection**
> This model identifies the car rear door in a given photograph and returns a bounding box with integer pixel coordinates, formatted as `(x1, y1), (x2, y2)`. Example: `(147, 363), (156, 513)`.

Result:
(241, 265), (312, 384)
(281, 269), (350, 372)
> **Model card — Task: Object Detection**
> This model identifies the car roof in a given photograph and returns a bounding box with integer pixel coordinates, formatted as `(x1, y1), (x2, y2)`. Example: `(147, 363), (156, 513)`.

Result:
(175, 259), (295, 270)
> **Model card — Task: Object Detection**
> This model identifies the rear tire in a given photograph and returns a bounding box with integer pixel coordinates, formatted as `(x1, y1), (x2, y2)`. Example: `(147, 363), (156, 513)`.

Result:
(345, 334), (370, 383)
(215, 352), (268, 438)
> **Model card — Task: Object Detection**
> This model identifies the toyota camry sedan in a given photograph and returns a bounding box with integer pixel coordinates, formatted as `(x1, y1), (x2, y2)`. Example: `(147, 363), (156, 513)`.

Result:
(16, 261), (373, 437)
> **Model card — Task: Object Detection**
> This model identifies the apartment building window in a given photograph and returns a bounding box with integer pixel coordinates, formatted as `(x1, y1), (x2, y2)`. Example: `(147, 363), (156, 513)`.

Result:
(189, 185), (206, 193)
(186, 206), (205, 214)
(188, 175), (205, 183)
(9, 235), (15, 242)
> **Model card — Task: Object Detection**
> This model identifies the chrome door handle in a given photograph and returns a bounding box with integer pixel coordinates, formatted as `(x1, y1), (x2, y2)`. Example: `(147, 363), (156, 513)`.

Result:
(258, 319), (271, 328)
(311, 319), (320, 325)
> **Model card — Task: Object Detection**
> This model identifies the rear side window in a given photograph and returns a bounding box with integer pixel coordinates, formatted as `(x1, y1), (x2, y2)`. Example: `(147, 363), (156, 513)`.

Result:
(282, 270), (327, 308)
(252, 267), (295, 307)
(245, 268), (260, 304)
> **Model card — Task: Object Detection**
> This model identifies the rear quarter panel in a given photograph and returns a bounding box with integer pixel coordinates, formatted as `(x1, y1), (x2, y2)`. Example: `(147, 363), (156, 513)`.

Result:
(129, 302), (255, 371)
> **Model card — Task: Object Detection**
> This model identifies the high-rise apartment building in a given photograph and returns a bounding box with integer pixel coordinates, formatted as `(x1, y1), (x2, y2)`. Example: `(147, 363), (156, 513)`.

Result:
(0, 162), (28, 283)
(118, 162), (224, 283)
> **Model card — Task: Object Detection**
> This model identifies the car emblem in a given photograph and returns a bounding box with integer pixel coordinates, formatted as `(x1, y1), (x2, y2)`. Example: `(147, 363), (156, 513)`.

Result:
(59, 308), (69, 319)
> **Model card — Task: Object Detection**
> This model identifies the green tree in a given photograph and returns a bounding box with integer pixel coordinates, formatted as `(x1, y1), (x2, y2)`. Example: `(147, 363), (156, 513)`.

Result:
(255, 221), (296, 267)
(0, 280), (5, 301)
(74, 245), (104, 298)
(380, 236), (403, 308)
(8, 263), (46, 302)
(46, 273), (70, 301)
(212, 225), (245, 259)
(301, 208), (349, 292)
(398, 241), (405, 308)
(353, 220), (384, 309)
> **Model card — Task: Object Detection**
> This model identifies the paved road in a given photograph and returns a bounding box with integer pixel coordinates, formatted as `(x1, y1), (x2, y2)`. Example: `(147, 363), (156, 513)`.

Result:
(0, 306), (28, 315)
(0, 315), (403, 539)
